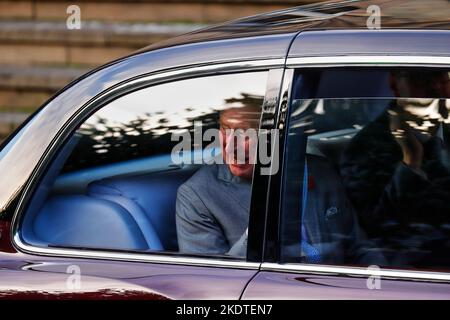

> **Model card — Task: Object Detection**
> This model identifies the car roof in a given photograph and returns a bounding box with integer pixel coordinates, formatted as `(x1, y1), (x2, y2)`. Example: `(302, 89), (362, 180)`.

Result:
(139, 0), (450, 53)
(289, 29), (450, 58)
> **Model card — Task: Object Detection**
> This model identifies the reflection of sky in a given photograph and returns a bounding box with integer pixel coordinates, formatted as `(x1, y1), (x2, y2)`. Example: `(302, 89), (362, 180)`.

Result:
(85, 72), (268, 131)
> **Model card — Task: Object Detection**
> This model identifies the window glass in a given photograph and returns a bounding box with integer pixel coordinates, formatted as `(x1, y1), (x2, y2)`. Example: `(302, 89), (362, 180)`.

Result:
(21, 71), (268, 260)
(281, 67), (450, 271)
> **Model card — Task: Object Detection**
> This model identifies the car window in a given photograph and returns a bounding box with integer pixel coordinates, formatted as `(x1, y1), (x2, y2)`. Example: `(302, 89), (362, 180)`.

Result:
(280, 67), (450, 272)
(20, 71), (268, 261)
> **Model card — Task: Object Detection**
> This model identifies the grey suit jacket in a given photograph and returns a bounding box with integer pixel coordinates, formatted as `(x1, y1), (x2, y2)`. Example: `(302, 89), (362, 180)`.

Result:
(176, 164), (250, 257)
(176, 158), (384, 265)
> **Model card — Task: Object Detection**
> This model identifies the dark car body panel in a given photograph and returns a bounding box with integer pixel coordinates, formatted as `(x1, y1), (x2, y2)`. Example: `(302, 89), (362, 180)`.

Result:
(0, 251), (256, 299)
(243, 272), (450, 300)
(0, 0), (449, 299)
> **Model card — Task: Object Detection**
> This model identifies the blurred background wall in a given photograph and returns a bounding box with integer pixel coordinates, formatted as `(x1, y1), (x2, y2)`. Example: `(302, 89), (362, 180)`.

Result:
(0, 0), (327, 142)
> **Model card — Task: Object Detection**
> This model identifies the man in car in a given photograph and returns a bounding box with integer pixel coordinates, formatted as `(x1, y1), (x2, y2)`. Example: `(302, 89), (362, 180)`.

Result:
(340, 69), (450, 267)
(176, 105), (260, 257)
(176, 105), (384, 265)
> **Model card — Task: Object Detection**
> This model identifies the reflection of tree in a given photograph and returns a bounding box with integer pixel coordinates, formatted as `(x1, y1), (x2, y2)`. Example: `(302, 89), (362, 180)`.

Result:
(299, 99), (388, 134)
(63, 113), (212, 173)
(62, 93), (264, 173)
(225, 93), (264, 109)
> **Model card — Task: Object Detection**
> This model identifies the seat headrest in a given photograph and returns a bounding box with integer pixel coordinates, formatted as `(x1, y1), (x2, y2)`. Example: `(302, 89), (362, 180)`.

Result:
(87, 167), (199, 251)
(31, 195), (148, 251)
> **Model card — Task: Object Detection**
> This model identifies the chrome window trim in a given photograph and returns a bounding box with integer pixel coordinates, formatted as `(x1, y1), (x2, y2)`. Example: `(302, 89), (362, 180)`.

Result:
(280, 54), (450, 283)
(261, 263), (450, 282)
(287, 55), (450, 68)
(14, 233), (260, 269)
(11, 58), (283, 270)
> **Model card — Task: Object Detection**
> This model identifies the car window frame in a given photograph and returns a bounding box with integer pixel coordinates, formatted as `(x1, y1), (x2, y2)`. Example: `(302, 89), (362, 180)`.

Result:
(263, 55), (450, 282)
(11, 59), (285, 270)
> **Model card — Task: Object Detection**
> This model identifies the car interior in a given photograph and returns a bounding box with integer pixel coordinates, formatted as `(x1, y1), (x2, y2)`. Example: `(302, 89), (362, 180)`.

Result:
(21, 135), (204, 252)
(21, 102), (384, 256)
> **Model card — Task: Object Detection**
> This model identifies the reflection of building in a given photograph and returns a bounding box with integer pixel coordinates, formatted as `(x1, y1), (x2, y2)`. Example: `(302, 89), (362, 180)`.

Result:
(311, 0), (450, 29)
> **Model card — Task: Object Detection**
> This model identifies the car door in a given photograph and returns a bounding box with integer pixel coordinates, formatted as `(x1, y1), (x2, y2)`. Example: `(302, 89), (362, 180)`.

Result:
(242, 56), (450, 299)
(0, 64), (284, 299)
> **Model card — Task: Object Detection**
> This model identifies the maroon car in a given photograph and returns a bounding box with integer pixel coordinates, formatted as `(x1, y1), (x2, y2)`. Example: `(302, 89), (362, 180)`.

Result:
(1, 0), (450, 299)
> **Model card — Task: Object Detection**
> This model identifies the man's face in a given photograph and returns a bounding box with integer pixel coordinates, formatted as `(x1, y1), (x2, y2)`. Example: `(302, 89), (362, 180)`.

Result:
(220, 108), (260, 180)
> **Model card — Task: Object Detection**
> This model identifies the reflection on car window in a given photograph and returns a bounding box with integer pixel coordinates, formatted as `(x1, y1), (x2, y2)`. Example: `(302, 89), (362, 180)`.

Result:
(281, 67), (450, 272)
(63, 73), (266, 173)
(21, 72), (268, 261)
